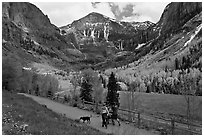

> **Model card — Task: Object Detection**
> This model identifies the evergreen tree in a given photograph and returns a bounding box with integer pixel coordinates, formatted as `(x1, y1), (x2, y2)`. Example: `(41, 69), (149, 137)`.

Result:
(182, 56), (187, 70)
(175, 58), (179, 70)
(106, 72), (119, 107)
(80, 79), (93, 102)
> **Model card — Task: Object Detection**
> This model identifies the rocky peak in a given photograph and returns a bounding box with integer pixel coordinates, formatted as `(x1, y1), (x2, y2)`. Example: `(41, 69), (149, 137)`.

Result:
(71, 12), (109, 27)
(86, 12), (109, 19)
(131, 21), (155, 30)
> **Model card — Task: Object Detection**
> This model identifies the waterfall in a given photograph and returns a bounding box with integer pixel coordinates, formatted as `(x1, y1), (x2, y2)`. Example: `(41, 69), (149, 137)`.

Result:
(83, 30), (86, 37)
(183, 24), (202, 48)
(97, 30), (100, 38)
(121, 41), (123, 50)
(104, 23), (109, 41)
(104, 25), (106, 40)
(91, 28), (95, 39)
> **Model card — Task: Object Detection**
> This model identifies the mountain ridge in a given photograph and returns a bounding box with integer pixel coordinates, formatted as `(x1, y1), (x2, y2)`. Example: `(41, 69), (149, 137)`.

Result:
(2, 2), (202, 72)
(60, 11), (156, 53)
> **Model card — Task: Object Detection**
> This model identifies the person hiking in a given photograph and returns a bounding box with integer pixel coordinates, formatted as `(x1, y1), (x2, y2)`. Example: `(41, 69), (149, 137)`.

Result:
(111, 105), (121, 126)
(101, 103), (109, 128)
(107, 106), (112, 125)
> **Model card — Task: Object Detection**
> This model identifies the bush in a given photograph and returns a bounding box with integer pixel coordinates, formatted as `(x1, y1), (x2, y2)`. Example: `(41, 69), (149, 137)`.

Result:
(37, 74), (59, 97)
(73, 103), (77, 107)
(20, 70), (34, 93)
(2, 55), (23, 91)
(2, 54), (60, 96)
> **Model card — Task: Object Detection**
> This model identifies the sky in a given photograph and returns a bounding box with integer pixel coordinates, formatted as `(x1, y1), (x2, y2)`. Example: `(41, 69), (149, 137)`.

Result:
(32, 2), (169, 27)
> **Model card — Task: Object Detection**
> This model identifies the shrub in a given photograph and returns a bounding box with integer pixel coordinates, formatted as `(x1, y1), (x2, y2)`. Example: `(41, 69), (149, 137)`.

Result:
(2, 55), (23, 91)
(37, 74), (59, 97)
(2, 54), (60, 96)
(19, 69), (34, 93)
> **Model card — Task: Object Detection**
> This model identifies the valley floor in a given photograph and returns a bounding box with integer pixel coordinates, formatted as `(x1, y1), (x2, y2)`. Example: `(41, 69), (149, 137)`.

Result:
(19, 93), (157, 135)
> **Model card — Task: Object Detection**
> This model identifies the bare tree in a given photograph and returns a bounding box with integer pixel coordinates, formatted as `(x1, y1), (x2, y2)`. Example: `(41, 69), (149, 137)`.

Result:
(70, 72), (81, 104)
(181, 70), (197, 129)
(92, 77), (104, 113)
(127, 79), (142, 121)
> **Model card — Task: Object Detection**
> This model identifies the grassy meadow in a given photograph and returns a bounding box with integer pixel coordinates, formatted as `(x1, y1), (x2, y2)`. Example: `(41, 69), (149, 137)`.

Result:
(119, 91), (202, 122)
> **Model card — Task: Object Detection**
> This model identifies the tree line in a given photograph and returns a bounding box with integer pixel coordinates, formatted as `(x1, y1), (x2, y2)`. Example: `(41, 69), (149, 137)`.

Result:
(2, 54), (59, 97)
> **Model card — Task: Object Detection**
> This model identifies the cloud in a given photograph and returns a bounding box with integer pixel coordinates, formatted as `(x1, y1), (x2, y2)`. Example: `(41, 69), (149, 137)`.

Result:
(114, 3), (139, 20)
(93, 2), (167, 22)
(33, 2), (168, 27)
(91, 2), (101, 8)
(94, 2), (137, 21)
(91, 2), (115, 19)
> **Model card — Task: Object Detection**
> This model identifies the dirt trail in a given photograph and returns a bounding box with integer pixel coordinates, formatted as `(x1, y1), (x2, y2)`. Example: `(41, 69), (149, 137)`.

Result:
(19, 93), (157, 135)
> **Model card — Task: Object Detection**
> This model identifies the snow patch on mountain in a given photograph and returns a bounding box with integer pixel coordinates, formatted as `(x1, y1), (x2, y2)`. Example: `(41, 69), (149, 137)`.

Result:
(183, 24), (202, 48)
(135, 43), (146, 49)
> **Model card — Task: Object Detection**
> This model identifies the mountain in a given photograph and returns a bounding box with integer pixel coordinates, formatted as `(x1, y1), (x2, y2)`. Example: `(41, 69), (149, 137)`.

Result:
(131, 21), (155, 30)
(60, 12), (155, 51)
(147, 2), (202, 54)
(94, 2), (202, 71)
(131, 2), (202, 53)
(2, 2), (85, 70)
(158, 2), (202, 36)
(60, 12), (157, 66)
(2, 2), (202, 72)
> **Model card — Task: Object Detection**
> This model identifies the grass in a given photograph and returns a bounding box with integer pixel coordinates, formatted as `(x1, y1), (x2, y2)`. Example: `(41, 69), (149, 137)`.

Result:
(2, 90), (104, 135)
(119, 92), (202, 122)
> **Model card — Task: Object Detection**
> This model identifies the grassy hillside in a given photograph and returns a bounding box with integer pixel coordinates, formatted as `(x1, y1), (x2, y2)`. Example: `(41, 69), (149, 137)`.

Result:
(2, 90), (104, 135)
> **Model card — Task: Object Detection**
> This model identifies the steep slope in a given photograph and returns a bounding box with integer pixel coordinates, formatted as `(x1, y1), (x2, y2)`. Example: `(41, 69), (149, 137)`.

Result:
(159, 2), (202, 36)
(149, 2), (202, 50)
(2, 2), (84, 70)
(97, 2), (202, 72)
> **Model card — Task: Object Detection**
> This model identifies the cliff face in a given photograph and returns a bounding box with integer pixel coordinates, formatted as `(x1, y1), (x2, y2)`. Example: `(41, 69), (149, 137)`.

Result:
(137, 2), (202, 69)
(143, 2), (202, 51)
(137, 2), (202, 48)
(158, 2), (202, 37)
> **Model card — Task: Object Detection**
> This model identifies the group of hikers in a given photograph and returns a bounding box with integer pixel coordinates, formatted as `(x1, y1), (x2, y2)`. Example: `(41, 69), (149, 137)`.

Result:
(101, 103), (120, 128)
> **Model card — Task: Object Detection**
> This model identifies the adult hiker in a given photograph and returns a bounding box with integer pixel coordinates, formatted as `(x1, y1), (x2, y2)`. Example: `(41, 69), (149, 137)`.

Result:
(101, 103), (109, 128)
(110, 105), (120, 126)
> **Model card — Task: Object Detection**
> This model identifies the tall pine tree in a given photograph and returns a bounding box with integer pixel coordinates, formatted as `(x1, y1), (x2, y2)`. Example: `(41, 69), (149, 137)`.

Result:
(80, 79), (93, 102)
(106, 72), (119, 107)
(175, 58), (179, 70)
